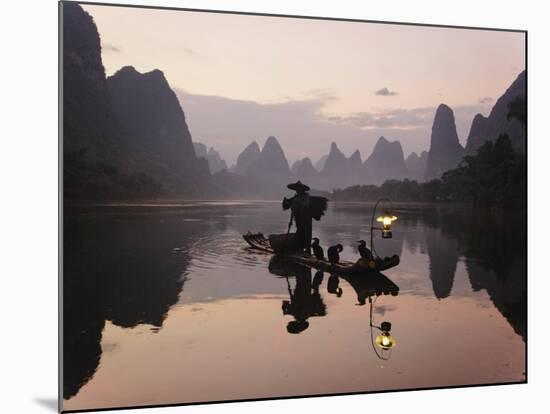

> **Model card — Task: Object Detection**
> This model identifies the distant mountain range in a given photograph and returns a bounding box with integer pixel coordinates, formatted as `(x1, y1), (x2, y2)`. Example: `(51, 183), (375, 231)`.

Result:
(63, 3), (211, 199)
(405, 151), (428, 182)
(465, 70), (526, 154)
(424, 104), (465, 181)
(193, 142), (228, 174)
(226, 69), (525, 192)
(226, 135), (411, 192)
(364, 137), (408, 186)
(63, 3), (124, 165)
(63, 3), (526, 200)
(107, 65), (211, 195)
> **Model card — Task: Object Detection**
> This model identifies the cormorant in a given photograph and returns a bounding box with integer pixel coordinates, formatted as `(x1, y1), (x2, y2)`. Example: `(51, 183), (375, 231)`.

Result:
(357, 240), (373, 260)
(311, 238), (325, 260)
(327, 244), (343, 264)
(327, 274), (343, 297)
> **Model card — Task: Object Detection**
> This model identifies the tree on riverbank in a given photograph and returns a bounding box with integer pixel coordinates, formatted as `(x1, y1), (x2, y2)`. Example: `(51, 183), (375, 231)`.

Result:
(333, 134), (525, 208)
(333, 98), (526, 208)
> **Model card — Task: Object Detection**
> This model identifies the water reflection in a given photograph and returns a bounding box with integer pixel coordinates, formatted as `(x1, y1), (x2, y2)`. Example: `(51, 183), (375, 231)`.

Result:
(327, 274), (343, 297)
(268, 256), (400, 336)
(63, 206), (220, 399)
(333, 204), (525, 342)
(399, 206), (526, 340)
(268, 257), (327, 334)
(425, 225), (458, 299)
(63, 202), (526, 407)
(369, 298), (398, 360)
(342, 272), (399, 305)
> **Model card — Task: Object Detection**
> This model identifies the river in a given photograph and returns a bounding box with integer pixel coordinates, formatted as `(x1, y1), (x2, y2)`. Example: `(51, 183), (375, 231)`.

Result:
(62, 201), (526, 411)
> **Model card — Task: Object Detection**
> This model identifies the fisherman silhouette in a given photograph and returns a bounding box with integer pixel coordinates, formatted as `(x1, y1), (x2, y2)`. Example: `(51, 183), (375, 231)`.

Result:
(327, 274), (343, 297)
(327, 244), (343, 264)
(281, 265), (327, 334)
(282, 181), (328, 255)
(283, 181), (312, 255)
(357, 240), (373, 260)
(311, 238), (325, 260)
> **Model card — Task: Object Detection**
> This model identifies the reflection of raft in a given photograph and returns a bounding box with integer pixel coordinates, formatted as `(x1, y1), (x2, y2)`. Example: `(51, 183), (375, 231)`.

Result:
(268, 255), (399, 297)
(343, 270), (399, 298)
(243, 232), (400, 275)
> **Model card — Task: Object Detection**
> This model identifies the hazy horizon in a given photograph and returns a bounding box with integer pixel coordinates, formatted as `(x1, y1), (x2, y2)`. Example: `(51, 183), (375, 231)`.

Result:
(82, 4), (525, 165)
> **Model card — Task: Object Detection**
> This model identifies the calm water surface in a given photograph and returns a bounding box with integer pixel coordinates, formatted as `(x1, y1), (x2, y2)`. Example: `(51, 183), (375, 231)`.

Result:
(63, 201), (526, 411)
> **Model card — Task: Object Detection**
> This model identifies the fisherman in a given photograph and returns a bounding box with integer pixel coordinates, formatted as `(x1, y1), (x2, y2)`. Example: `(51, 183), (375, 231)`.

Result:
(311, 238), (325, 261)
(357, 240), (373, 260)
(283, 181), (313, 255)
(327, 244), (343, 264)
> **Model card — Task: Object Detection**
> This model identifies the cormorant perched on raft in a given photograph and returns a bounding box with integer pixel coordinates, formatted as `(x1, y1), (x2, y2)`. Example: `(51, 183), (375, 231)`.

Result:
(311, 238), (325, 260)
(327, 244), (343, 264)
(357, 240), (373, 260)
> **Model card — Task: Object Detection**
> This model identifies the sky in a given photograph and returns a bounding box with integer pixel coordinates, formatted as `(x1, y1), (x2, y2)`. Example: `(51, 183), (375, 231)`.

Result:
(82, 3), (525, 165)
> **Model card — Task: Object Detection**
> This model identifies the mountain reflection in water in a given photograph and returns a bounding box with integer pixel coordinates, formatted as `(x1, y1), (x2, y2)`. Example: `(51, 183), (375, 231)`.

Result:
(62, 202), (525, 410)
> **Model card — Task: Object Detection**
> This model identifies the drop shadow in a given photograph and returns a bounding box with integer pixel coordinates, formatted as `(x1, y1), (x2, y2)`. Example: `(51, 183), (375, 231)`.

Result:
(34, 398), (58, 412)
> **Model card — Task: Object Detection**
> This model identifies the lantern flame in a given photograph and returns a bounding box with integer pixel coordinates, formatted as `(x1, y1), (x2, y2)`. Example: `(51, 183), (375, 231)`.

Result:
(375, 332), (397, 350)
(377, 213), (397, 228)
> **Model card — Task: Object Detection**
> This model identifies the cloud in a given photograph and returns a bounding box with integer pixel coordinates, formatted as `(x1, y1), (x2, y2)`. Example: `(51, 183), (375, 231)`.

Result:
(375, 87), (398, 96)
(478, 96), (493, 104)
(177, 90), (404, 164)
(322, 107), (433, 130)
(322, 104), (490, 140)
(176, 89), (489, 165)
(304, 88), (338, 101)
(102, 43), (121, 54)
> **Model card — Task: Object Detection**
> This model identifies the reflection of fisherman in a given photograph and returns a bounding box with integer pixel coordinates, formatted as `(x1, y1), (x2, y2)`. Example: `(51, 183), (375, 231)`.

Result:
(312, 270), (324, 291)
(283, 181), (312, 255)
(282, 266), (327, 334)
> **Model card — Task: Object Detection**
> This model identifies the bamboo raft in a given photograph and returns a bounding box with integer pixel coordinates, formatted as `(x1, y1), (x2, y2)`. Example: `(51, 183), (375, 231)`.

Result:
(243, 232), (400, 275)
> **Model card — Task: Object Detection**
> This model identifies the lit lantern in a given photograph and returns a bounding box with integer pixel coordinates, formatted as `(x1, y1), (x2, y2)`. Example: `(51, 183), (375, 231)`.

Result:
(374, 321), (397, 350)
(377, 211), (397, 239)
